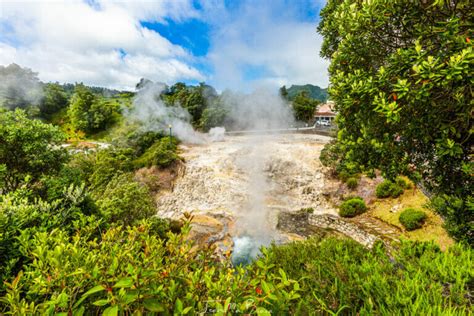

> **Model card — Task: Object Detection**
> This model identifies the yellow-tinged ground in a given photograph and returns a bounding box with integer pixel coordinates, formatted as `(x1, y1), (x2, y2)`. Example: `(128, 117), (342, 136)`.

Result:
(369, 185), (454, 250)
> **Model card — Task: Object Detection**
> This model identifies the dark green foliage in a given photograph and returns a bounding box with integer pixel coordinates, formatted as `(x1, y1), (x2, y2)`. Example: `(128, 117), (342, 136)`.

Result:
(292, 91), (321, 122)
(318, 0), (473, 242)
(399, 208), (427, 231)
(264, 237), (473, 314)
(200, 102), (230, 131)
(395, 176), (411, 189)
(0, 110), (68, 192)
(431, 195), (474, 245)
(133, 137), (179, 169)
(346, 177), (358, 190)
(284, 84), (328, 102)
(0, 185), (100, 289)
(87, 147), (135, 191)
(125, 130), (166, 157)
(68, 84), (120, 134)
(40, 83), (68, 116)
(339, 197), (367, 217)
(376, 180), (404, 198)
(95, 173), (155, 225)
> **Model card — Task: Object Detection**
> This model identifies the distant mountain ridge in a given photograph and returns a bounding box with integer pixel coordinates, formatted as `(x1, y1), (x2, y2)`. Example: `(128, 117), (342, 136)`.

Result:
(286, 84), (328, 102)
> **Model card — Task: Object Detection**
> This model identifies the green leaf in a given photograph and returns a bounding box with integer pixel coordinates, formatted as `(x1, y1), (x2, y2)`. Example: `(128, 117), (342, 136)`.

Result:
(103, 305), (118, 316)
(144, 299), (165, 312)
(72, 306), (85, 316)
(73, 285), (106, 309)
(256, 307), (271, 315)
(93, 299), (110, 307)
(113, 277), (134, 288)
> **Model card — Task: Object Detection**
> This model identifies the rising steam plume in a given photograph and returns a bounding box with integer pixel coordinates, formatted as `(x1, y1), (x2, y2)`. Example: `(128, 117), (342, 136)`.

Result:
(129, 81), (295, 264)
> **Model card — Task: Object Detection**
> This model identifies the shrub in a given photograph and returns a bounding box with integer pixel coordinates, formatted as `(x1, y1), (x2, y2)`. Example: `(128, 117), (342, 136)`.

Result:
(339, 197), (367, 217)
(95, 173), (155, 225)
(133, 137), (179, 169)
(395, 176), (412, 189)
(399, 208), (427, 231)
(264, 237), (473, 314)
(346, 177), (358, 190)
(430, 195), (473, 245)
(389, 183), (404, 198)
(1, 220), (300, 315)
(376, 180), (404, 198)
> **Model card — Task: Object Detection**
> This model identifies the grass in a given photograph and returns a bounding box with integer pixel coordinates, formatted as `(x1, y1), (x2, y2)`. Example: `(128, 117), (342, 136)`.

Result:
(369, 184), (454, 250)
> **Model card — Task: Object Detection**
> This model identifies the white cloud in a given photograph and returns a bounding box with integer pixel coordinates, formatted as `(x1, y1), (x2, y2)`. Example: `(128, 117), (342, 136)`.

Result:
(0, 0), (329, 91)
(0, 0), (204, 90)
(202, 0), (329, 91)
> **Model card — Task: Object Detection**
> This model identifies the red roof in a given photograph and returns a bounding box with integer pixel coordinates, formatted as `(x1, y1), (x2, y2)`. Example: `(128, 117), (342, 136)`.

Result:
(314, 102), (336, 117)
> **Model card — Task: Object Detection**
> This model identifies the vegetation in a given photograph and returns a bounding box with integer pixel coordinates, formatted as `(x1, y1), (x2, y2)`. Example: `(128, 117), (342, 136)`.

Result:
(291, 91), (321, 122)
(400, 208), (427, 231)
(0, 110), (68, 193)
(346, 177), (358, 190)
(339, 197), (367, 217)
(319, 0), (473, 244)
(376, 180), (404, 199)
(265, 237), (472, 314)
(281, 84), (328, 102)
(68, 84), (121, 134)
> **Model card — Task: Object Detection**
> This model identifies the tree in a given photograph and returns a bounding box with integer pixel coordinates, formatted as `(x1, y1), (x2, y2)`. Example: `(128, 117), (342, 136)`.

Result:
(40, 83), (68, 116)
(292, 91), (320, 122)
(279, 85), (288, 100)
(318, 0), (473, 243)
(0, 64), (43, 110)
(0, 109), (68, 192)
(68, 84), (119, 134)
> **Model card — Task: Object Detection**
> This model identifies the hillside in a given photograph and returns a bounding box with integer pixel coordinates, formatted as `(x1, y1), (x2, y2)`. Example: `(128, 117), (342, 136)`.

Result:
(286, 84), (328, 101)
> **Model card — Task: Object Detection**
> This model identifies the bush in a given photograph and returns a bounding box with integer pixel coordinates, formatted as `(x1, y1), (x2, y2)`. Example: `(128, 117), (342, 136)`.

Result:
(1, 220), (300, 315)
(264, 237), (473, 314)
(376, 180), (404, 198)
(399, 208), (427, 231)
(95, 173), (155, 225)
(339, 197), (367, 217)
(431, 195), (473, 245)
(133, 137), (179, 169)
(346, 177), (358, 190)
(395, 176), (412, 189)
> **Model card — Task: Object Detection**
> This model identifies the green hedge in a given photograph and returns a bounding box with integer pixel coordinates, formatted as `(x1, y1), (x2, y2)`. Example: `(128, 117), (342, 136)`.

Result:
(376, 180), (404, 198)
(339, 197), (367, 217)
(399, 208), (427, 231)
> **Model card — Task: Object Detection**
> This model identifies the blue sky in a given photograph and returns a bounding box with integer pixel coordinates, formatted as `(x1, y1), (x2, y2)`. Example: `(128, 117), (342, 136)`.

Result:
(0, 0), (329, 91)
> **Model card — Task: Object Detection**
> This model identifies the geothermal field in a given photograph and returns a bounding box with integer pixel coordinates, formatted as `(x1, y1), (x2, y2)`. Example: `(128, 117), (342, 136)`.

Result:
(155, 133), (337, 260)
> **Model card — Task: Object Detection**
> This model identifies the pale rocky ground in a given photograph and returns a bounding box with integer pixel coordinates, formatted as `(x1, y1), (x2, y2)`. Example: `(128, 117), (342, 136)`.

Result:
(154, 133), (339, 254)
(156, 133), (337, 226)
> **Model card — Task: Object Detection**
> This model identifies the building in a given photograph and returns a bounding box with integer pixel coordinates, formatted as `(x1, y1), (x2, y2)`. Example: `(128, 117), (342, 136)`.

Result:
(314, 101), (336, 126)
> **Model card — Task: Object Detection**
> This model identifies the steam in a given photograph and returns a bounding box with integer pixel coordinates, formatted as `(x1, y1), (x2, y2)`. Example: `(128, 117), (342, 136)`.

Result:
(128, 82), (206, 144)
(220, 88), (294, 131)
(0, 63), (43, 109)
(130, 81), (295, 263)
(228, 89), (294, 264)
(208, 127), (226, 142)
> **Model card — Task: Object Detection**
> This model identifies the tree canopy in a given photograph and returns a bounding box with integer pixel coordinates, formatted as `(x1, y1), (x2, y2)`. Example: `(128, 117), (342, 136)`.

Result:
(318, 0), (473, 243)
(0, 109), (68, 192)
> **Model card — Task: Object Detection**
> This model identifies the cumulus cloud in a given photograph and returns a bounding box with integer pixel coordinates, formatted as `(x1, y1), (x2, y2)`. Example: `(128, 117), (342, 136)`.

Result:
(0, 0), (329, 91)
(0, 0), (204, 90)
(201, 0), (330, 91)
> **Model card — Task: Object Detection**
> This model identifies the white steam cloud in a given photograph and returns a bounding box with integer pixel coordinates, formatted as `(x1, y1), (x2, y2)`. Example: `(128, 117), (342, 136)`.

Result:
(128, 82), (205, 144)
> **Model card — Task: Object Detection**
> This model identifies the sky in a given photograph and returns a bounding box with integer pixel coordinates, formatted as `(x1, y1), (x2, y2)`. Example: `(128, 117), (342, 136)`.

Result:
(0, 0), (329, 91)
